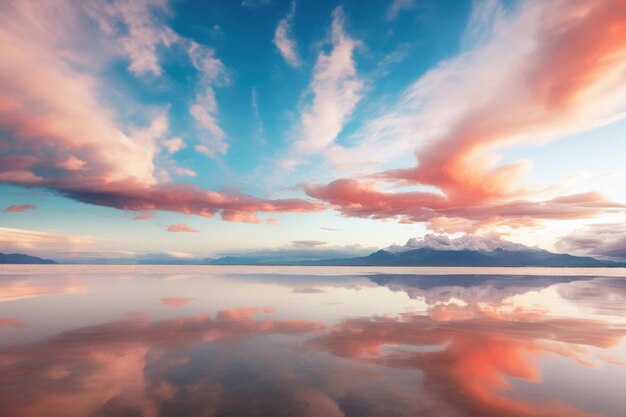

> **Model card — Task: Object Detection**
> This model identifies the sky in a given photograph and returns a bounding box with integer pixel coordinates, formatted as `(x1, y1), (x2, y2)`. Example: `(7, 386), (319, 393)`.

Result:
(1, 0), (626, 262)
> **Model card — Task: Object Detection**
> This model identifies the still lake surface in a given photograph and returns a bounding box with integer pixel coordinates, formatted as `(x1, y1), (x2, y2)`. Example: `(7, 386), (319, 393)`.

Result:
(1, 265), (625, 417)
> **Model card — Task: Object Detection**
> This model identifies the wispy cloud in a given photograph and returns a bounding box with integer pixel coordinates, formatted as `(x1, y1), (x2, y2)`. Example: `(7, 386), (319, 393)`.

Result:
(166, 224), (198, 233)
(305, 180), (624, 231)
(173, 167), (197, 177)
(0, 226), (93, 257)
(161, 297), (194, 307)
(291, 240), (327, 248)
(88, 0), (178, 77)
(273, 1), (302, 68)
(0, 318), (27, 327)
(188, 41), (229, 157)
(3, 204), (36, 213)
(162, 137), (186, 154)
(386, 0), (415, 21)
(241, 0), (271, 9)
(294, 7), (363, 154)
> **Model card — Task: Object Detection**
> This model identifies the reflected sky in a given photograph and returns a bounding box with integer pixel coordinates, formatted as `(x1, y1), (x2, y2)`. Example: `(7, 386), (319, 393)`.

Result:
(1, 266), (625, 417)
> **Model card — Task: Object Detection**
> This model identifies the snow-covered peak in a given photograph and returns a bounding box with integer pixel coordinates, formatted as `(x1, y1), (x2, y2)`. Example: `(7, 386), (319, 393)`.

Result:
(386, 234), (537, 254)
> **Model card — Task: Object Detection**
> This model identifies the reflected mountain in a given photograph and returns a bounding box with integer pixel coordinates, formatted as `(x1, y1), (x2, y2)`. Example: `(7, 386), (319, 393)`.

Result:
(367, 274), (591, 305)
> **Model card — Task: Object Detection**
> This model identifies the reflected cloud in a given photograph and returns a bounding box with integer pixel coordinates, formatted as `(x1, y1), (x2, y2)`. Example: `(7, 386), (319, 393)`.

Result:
(308, 309), (626, 417)
(0, 275), (87, 302)
(0, 307), (325, 417)
(557, 277), (626, 316)
(1, 271), (625, 417)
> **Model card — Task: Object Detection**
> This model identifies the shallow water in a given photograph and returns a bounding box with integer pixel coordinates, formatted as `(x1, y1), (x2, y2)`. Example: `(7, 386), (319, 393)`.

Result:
(1, 266), (625, 417)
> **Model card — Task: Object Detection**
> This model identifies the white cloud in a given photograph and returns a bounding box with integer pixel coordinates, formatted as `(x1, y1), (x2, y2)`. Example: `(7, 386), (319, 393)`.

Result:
(273, 1), (302, 68)
(386, 0), (414, 21)
(294, 7), (363, 154)
(163, 137), (186, 154)
(91, 1), (231, 157)
(88, 0), (178, 77)
(0, 226), (94, 258)
(187, 41), (229, 156)
(174, 167), (197, 177)
(387, 233), (535, 253)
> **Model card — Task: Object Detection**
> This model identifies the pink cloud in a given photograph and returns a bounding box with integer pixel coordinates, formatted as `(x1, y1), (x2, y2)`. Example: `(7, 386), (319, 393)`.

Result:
(3, 204), (36, 213)
(0, 318), (27, 327)
(305, 179), (624, 231)
(0, 226), (93, 257)
(307, 0), (626, 232)
(397, 0), (626, 202)
(161, 297), (193, 307)
(166, 224), (197, 233)
(220, 210), (260, 223)
(0, 0), (321, 224)
(133, 212), (154, 220)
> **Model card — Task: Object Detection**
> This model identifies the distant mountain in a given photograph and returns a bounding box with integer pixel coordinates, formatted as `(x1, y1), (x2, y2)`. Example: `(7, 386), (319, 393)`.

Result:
(203, 256), (263, 265)
(0, 252), (56, 264)
(194, 244), (625, 267)
(304, 247), (624, 267)
(15, 234), (624, 267)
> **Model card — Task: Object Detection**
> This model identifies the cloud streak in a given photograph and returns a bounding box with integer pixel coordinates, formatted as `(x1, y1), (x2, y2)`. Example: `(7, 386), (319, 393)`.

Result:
(294, 7), (363, 154)
(161, 297), (194, 307)
(3, 204), (35, 213)
(273, 1), (301, 68)
(556, 221), (626, 260)
(0, 226), (93, 257)
(166, 223), (198, 233)
(305, 179), (623, 230)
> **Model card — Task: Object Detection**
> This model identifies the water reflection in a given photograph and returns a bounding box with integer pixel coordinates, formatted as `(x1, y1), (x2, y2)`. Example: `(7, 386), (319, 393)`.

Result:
(308, 307), (625, 417)
(0, 267), (624, 417)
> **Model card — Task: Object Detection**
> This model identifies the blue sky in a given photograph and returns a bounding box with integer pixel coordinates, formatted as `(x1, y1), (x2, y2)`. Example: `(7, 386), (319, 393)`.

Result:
(1, 0), (626, 261)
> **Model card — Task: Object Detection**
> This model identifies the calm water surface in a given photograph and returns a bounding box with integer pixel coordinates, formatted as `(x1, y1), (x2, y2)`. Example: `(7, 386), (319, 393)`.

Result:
(1, 266), (625, 417)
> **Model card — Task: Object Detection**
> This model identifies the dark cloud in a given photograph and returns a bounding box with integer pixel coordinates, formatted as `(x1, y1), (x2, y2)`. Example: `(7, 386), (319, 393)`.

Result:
(556, 223), (626, 260)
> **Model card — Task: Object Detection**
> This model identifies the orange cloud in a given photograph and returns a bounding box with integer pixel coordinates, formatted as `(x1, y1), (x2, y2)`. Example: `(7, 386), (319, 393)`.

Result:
(3, 204), (35, 213)
(133, 212), (154, 220)
(305, 179), (623, 230)
(0, 318), (27, 327)
(161, 297), (193, 307)
(166, 224), (198, 233)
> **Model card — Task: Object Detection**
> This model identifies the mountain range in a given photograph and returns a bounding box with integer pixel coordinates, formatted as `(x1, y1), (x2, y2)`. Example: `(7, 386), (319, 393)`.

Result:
(1, 234), (624, 266)
(300, 247), (623, 267)
(0, 252), (56, 264)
